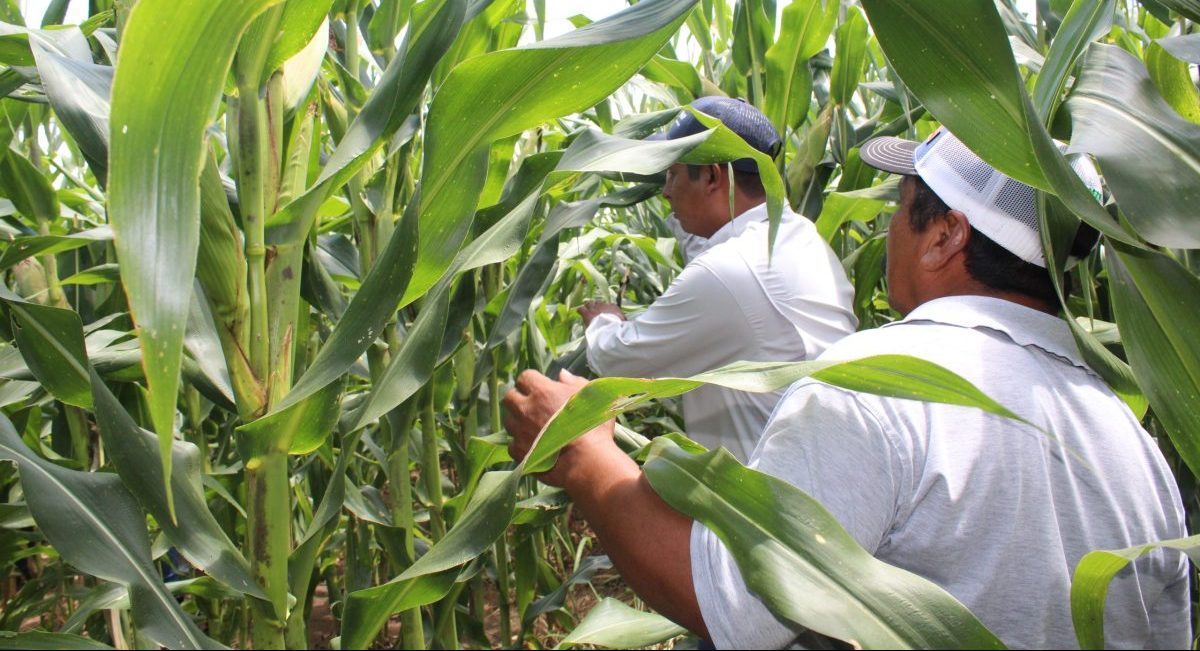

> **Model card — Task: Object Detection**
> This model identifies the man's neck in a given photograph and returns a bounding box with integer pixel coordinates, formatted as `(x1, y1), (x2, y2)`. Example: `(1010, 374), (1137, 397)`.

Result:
(730, 195), (766, 221)
(916, 285), (1058, 316)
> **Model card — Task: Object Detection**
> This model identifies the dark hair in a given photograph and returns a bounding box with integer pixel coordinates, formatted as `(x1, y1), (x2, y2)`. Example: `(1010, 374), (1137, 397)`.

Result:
(686, 163), (767, 199)
(906, 176), (1057, 305)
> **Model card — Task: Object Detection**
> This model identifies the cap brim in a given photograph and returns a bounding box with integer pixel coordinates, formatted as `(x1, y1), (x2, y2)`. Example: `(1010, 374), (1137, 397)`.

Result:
(860, 136), (919, 175)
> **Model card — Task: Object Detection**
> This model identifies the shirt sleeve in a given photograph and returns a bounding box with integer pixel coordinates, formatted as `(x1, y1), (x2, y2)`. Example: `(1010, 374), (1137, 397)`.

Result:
(689, 382), (907, 649)
(585, 260), (749, 379)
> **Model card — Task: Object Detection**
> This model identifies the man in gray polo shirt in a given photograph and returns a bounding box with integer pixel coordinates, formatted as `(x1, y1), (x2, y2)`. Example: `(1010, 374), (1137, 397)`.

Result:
(503, 127), (1189, 648)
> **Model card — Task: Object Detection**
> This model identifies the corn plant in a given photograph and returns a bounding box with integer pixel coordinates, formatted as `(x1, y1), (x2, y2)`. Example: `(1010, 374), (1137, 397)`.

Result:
(0, 0), (1197, 649)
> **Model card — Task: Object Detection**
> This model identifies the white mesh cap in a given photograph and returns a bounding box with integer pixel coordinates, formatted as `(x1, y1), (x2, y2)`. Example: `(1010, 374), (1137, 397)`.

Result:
(860, 127), (1104, 268)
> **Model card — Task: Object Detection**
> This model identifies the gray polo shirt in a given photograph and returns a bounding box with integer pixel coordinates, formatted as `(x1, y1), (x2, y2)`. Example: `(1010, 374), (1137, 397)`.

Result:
(691, 295), (1189, 649)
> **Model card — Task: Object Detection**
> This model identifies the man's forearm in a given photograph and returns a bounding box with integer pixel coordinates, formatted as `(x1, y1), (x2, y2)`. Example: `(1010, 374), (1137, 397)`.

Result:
(561, 443), (710, 639)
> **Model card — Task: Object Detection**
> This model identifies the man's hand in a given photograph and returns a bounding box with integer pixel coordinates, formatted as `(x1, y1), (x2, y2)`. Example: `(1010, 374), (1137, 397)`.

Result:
(579, 301), (625, 327)
(503, 369), (617, 488)
(503, 369), (708, 641)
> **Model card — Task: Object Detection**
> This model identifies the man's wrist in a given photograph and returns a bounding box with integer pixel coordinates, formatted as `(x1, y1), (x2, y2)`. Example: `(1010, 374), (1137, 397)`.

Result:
(559, 434), (640, 501)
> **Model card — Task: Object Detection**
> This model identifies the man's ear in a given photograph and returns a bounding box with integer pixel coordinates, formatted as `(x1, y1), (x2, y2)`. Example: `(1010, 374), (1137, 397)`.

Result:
(919, 209), (971, 271)
(701, 163), (725, 194)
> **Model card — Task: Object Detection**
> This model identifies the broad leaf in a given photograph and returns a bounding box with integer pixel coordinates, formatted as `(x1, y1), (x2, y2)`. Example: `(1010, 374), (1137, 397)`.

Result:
(404, 0), (699, 306)
(269, 0), (471, 411)
(0, 417), (220, 649)
(0, 226), (112, 272)
(0, 631), (114, 649)
(1156, 0), (1200, 22)
(1146, 41), (1200, 124)
(643, 442), (1003, 649)
(861, 0), (1135, 248)
(556, 597), (686, 649)
(108, 0), (286, 510)
(1156, 33), (1200, 64)
(1106, 244), (1200, 479)
(1067, 44), (1200, 248)
(238, 376), (342, 456)
(764, 0), (836, 134)
(263, 0), (336, 79)
(2, 298), (91, 408)
(829, 6), (868, 107)
(0, 148), (57, 224)
(1070, 534), (1200, 649)
(0, 294), (262, 599)
(266, 0), (468, 245)
(28, 33), (112, 184)
(1029, 0), (1115, 120)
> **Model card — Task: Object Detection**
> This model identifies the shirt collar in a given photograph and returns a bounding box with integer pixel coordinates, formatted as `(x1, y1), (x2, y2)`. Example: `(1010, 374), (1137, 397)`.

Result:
(887, 295), (1090, 371)
(706, 202), (773, 247)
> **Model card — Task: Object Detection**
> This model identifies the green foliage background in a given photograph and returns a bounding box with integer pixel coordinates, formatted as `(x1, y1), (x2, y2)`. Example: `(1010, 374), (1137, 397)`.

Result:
(0, 0), (1196, 648)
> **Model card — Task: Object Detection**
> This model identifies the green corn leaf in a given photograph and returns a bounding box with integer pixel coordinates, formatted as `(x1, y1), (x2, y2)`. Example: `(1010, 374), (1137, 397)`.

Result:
(403, 0), (699, 307)
(1106, 243), (1200, 479)
(556, 598), (686, 649)
(0, 293), (261, 599)
(184, 288), (236, 409)
(345, 354), (1028, 647)
(266, 0), (467, 246)
(829, 6), (868, 107)
(1066, 44), (1200, 248)
(0, 417), (221, 650)
(0, 631), (114, 649)
(1038, 194), (1146, 416)
(1156, 0), (1200, 22)
(237, 376), (342, 456)
(0, 148), (58, 224)
(348, 282), (452, 431)
(643, 442), (1004, 649)
(287, 431), (360, 634)
(642, 54), (703, 100)
(1156, 33), (1200, 64)
(60, 264), (121, 286)
(811, 354), (1025, 423)
(763, 0), (836, 135)
(269, 0), (470, 410)
(814, 176), (900, 242)
(263, 0), (336, 80)
(677, 109), (786, 252)
(339, 567), (461, 649)
(554, 114), (785, 251)
(108, 0), (286, 518)
(1, 298), (92, 408)
(860, 0), (1136, 248)
(28, 32), (112, 184)
(523, 554), (612, 630)
(346, 191), (539, 429)
(1070, 534), (1200, 649)
(1029, 0), (1115, 120)
(90, 367), (264, 600)
(0, 226), (112, 272)
(342, 463), (503, 649)
(1146, 41), (1200, 125)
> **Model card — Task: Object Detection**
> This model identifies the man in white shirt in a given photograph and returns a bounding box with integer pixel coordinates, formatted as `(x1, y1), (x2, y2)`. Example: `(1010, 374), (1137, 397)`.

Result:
(581, 97), (857, 461)
(503, 126), (1189, 648)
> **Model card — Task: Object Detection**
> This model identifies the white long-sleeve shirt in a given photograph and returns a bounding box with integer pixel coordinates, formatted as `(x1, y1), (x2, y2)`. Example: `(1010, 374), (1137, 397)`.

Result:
(691, 296), (1189, 649)
(585, 202), (857, 461)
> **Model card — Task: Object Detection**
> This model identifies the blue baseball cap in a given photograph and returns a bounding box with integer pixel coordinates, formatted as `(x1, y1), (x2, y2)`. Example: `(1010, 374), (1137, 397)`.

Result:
(658, 96), (782, 174)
